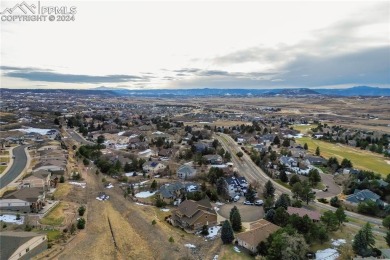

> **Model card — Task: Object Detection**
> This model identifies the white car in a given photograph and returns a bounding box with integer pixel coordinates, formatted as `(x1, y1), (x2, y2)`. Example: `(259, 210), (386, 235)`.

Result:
(255, 200), (264, 206)
(243, 201), (254, 205)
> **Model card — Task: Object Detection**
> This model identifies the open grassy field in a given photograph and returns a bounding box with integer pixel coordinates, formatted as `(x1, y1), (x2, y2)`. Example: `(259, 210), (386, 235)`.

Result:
(296, 137), (389, 176)
(293, 124), (313, 134)
(40, 202), (65, 226)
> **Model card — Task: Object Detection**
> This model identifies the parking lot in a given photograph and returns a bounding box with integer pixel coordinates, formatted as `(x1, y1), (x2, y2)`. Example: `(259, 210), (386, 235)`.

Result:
(218, 198), (265, 222)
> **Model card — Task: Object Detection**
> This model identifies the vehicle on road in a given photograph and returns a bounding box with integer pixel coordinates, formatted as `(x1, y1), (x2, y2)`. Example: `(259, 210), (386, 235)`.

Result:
(233, 195), (240, 202)
(243, 201), (254, 205)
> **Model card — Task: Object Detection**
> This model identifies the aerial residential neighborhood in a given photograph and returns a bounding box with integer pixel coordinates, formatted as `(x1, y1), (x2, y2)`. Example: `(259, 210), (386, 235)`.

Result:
(0, 87), (389, 260)
(1, 1), (390, 259)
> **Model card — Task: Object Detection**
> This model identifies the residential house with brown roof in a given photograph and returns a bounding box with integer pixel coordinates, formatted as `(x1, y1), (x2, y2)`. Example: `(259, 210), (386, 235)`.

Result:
(171, 198), (217, 231)
(287, 206), (321, 222)
(236, 219), (280, 254)
(2, 187), (46, 213)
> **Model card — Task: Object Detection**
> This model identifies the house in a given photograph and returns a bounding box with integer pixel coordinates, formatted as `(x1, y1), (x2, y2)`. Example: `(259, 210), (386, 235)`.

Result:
(2, 187), (46, 213)
(33, 160), (66, 174)
(236, 219), (280, 254)
(305, 156), (327, 166)
(142, 161), (166, 174)
(20, 175), (46, 190)
(287, 207), (321, 222)
(157, 182), (185, 204)
(224, 177), (237, 197)
(158, 149), (173, 157)
(0, 231), (47, 260)
(345, 189), (384, 206)
(224, 176), (249, 197)
(203, 154), (223, 165)
(171, 198), (217, 230)
(193, 142), (208, 153)
(177, 164), (197, 179)
(279, 156), (298, 168)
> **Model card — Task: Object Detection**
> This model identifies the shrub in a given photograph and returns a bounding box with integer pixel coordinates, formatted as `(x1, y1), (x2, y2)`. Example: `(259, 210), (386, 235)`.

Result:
(152, 220), (157, 225)
(318, 198), (328, 204)
(59, 175), (65, 183)
(78, 206), (86, 216)
(169, 236), (174, 243)
(70, 223), (76, 234)
(77, 218), (86, 229)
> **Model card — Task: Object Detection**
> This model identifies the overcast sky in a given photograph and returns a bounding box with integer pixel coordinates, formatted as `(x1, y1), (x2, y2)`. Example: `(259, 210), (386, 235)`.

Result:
(1, 0), (389, 89)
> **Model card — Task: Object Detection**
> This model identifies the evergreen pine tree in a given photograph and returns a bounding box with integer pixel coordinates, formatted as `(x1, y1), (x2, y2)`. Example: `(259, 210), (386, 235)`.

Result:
(221, 220), (234, 244)
(230, 207), (242, 232)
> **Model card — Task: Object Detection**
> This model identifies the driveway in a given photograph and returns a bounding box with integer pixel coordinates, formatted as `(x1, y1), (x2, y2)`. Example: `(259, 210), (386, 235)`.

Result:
(66, 129), (94, 145)
(218, 199), (264, 222)
(0, 145), (28, 189)
(315, 172), (342, 199)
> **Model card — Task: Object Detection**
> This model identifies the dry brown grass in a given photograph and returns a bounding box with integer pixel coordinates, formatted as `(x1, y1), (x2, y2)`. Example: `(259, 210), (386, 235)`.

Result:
(53, 183), (72, 200)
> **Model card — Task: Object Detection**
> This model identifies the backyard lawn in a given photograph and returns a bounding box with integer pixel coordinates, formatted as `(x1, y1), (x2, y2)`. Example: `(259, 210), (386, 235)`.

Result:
(40, 202), (65, 226)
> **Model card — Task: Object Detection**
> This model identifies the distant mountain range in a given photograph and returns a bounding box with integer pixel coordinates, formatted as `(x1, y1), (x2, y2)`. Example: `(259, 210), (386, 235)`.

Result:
(90, 86), (390, 97)
(1, 86), (390, 97)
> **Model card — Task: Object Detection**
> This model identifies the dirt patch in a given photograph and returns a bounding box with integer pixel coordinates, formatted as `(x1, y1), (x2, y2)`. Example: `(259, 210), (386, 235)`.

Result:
(218, 202), (264, 222)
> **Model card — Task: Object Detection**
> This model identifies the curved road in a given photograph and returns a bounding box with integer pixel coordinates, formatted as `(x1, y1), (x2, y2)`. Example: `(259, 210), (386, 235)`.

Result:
(215, 133), (385, 233)
(0, 145), (28, 189)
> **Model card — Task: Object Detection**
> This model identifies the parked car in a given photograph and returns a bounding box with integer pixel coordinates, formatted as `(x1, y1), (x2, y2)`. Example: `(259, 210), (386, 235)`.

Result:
(243, 201), (254, 205)
(255, 200), (264, 206)
(233, 195), (240, 202)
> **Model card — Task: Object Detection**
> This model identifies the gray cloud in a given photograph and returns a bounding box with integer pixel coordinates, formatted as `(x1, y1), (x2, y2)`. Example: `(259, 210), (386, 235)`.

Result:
(1, 66), (150, 84)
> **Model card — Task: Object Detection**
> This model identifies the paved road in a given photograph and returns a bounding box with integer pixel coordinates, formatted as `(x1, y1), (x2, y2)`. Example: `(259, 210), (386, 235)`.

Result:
(215, 133), (385, 233)
(0, 145), (28, 189)
(315, 172), (342, 199)
(66, 129), (94, 145)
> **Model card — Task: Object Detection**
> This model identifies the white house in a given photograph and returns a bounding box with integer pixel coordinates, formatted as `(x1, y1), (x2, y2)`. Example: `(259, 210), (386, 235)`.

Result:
(142, 161), (166, 174)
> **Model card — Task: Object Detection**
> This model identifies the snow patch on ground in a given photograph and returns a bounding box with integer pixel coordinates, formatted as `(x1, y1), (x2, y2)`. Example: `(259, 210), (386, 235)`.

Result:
(331, 239), (346, 247)
(213, 255), (218, 260)
(117, 131), (126, 136)
(184, 244), (196, 248)
(105, 183), (114, 189)
(14, 127), (52, 135)
(315, 248), (339, 260)
(135, 202), (147, 206)
(214, 206), (220, 212)
(135, 191), (156, 198)
(160, 208), (170, 212)
(0, 214), (24, 225)
(233, 246), (241, 253)
(69, 182), (86, 188)
(206, 226), (221, 239)
(215, 202), (224, 206)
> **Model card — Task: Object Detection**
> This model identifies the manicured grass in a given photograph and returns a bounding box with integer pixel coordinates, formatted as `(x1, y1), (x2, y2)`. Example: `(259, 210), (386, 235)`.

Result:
(46, 229), (61, 242)
(0, 165), (7, 174)
(40, 203), (65, 226)
(296, 137), (389, 176)
(0, 157), (10, 163)
(220, 244), (254, 260)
